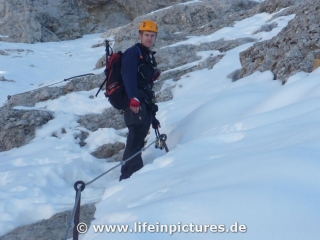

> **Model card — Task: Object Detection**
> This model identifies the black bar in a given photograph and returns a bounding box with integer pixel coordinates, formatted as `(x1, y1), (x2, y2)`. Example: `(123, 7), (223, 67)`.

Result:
(73, 191), (81, 240)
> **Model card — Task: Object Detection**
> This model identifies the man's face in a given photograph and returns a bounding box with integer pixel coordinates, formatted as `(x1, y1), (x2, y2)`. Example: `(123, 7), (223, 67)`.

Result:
(139, 31), (157, 49)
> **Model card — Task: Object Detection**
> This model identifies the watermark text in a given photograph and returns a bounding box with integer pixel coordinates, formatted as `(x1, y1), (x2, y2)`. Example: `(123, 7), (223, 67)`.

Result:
(77, 222), (247, 235)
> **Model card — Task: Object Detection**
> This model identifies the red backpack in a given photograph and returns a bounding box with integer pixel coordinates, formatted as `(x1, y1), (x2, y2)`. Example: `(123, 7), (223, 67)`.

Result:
(96, 41), (128, 110)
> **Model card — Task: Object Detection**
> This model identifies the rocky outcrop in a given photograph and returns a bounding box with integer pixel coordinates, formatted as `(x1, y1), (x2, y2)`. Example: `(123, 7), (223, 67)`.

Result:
(0, 0), (190, 43)
(91, 142), (125, 159)
(0, 76), (15, 82)
(0, 204), (95, 240)
(77, 108), (126, 132)
(1, 73), (127, 153)
(239, 0), (320, 83)
(156, 37), (256, 72)
(102, 0), (259, 52)
(6, 73), (104, 108)
(155, 85), (175, 103)
(0, 107), (54, 152)
(96, 0), (259, 84)
(256, 0), (300, 13)
(0, 0), (84, 43)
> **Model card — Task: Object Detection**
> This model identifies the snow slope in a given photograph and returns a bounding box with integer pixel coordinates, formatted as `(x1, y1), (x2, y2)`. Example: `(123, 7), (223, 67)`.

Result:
(0, 3), (319, 240)
(0, 33), (104, 105)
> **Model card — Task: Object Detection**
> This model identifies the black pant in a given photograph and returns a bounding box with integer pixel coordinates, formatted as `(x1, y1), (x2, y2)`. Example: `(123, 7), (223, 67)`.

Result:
(120, 102), (151, 181)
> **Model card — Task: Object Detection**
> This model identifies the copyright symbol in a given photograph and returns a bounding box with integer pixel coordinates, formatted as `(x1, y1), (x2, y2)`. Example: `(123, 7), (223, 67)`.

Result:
(77, 222), (88, 234)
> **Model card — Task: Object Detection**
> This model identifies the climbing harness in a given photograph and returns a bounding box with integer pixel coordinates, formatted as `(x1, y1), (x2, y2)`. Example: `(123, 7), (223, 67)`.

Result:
(64, 133), (169, 240)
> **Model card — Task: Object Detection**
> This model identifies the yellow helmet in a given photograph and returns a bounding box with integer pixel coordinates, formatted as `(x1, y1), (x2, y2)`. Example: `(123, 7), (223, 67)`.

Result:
(139, 20), (158, 33)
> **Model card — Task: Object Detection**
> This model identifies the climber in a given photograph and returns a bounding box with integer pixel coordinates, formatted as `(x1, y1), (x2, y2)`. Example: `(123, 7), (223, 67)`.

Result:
(119, 20), (161, 181)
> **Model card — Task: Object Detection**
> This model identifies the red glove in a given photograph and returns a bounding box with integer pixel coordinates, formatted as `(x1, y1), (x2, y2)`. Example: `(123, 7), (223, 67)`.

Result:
(130, 98), (140, 113)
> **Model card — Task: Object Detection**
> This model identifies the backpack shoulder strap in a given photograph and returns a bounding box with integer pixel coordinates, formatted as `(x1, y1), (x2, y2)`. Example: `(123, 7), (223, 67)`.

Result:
(135, 45), (155, 66)
(135, 46), (143, 60)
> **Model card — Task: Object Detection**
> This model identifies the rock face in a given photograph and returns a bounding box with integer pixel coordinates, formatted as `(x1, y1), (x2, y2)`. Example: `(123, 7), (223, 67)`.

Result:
(6, 74), (105, 108)
(0, 204), (96, 240)
(0, 107), (54, 152)
(156, 37), (256, 72)
(102, 0), (259, 52)
(2, 73), (126, 153)
(78, 108), (126, 132)
(96, 0), (259, 84)
(0, 0), (190, 43)
(239, 0), (320, 83)
(256, 0), (300, 13)
(91, 142), (125, 159)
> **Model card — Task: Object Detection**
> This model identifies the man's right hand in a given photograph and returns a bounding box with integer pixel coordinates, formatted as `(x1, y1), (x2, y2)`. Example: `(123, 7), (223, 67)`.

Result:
(130, 98), (141, 113)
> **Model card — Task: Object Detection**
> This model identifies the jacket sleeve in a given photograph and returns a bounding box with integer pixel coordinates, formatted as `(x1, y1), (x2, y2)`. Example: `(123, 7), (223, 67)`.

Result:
(122, 46), (139, 100)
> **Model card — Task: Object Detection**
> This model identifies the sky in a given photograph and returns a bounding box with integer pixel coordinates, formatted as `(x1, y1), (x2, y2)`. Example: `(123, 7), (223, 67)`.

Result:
(0, 1), (320, 240)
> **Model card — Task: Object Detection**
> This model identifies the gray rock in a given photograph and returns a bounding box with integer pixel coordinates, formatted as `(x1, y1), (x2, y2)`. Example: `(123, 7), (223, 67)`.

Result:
(91, 142), (125, 159)
(6, 73), (105, 108)
(198, 54), (225, 70)
(2, 72), (125, 152)
(0, 0), (190, 43)
(239, 0), (320, 83)
(0, 76), (15, 82)
(253, 22), (278, 34)
(78, 107), (126, 132)
(102, 0), (259, 53)
(95, 37), (255, 86)
(257, 0), (300, 13)
(0, 204), (95, 240)
(74, 130), (90, 147)
(4, 48), (25, 53)
(92, 1), (259, 83)
(153, 38), (255, 81)
(94, 53), (107, 70)
(0, 107), (54, 152)
(159, 66), (198, 82)
(0, 50), (9, 56)
(109, 149), (125, 162)
(156, 85), (175, 103)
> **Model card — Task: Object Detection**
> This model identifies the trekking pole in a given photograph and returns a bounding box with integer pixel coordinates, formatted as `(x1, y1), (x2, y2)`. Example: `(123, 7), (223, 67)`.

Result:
(95, 40), (110, 97)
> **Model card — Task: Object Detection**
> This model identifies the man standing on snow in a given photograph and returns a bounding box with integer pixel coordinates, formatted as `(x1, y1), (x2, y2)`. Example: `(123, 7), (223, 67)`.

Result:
(119, 20), (161, 181)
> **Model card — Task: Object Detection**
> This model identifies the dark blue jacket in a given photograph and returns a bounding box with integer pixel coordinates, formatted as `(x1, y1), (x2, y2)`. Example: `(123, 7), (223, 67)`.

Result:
(122, 43), (157, 100)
